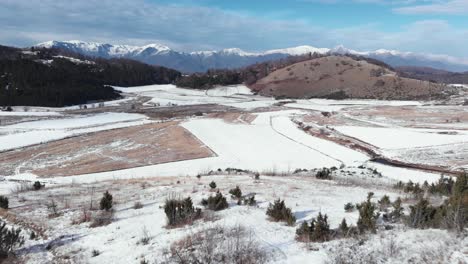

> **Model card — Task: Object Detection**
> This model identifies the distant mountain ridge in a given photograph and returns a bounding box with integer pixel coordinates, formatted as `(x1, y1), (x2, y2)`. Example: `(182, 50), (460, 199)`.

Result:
(36, 40), (468, 73)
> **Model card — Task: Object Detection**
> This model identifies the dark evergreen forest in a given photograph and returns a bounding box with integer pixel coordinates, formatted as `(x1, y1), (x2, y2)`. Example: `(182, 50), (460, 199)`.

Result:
(0, 46), (181, 107)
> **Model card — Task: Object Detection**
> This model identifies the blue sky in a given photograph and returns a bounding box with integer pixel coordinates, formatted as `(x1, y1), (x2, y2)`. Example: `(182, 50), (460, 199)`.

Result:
(1, 0), (467, 58)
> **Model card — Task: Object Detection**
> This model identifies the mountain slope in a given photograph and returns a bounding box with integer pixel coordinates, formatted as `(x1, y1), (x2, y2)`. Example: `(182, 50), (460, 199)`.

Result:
(250, 55), (450, 100)
(0, 46), (181, 107)
(36, 40), (468, 73)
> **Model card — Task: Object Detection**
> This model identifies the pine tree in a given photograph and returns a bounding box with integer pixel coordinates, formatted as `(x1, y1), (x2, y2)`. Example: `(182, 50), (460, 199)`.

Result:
(408, 198), (437, 228)
(339, 218), (349, 235)
(444, 173), (467, 232)
(390, 197), (404, 222)
(99, 191), (113, 211)
(0, 196), (8, 210)
(0, 220), (24, 258)
(357, 193), (379, 233)
(266, 199), (296, 226)
(311, 212), (330, 242)
(378, 195), (391, 211)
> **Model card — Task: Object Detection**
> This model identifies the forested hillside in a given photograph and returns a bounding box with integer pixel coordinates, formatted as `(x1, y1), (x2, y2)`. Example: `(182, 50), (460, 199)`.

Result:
(0, 46), (181, 107)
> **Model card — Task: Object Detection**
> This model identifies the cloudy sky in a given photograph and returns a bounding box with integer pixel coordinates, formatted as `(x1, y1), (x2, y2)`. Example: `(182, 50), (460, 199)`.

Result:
(1, 0), (467, 57)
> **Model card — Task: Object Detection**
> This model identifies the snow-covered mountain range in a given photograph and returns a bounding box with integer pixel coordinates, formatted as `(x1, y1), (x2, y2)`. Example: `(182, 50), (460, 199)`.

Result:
(36, 40), (468, 73)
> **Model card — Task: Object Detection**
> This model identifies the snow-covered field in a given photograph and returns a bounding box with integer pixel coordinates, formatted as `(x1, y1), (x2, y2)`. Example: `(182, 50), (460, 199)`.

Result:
(7, 172), (467, 264)
(334, 126), (468, 149)
(1, 84), (466, 264)
(114, 84), (277, 109)
(0, 113), (151, 151)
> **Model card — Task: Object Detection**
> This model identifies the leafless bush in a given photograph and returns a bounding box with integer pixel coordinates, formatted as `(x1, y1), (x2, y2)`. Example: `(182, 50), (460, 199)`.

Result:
(161, 225), (272, 264)
(138, 226), (151, 245)
(11, 182), (33, 194)
(326, 230), (460, 264)
(71, 207), (91, 225)
(47, 199), (60, 218)
(90, 210), (114, 228)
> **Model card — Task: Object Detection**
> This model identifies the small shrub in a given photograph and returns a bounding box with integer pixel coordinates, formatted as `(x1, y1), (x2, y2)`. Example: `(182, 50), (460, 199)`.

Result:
(47, 199), (59, 218)
(266, 199), (296, 226)
(164, 197), (201, 227)
(316, 168), (332, 180)
(0, 196), (8, 209)
(139, 226), (151, 245)
(33, 181), (43, 190)
(378, 195), (391, 211)
(209, 181), (217, 190)
(229, 186), (242, 199)
(99, 191), (113, 211)
(344, 202), (355, 212)
(201, 192), (229, 211)
(133, 201), (143, 209)
(91, 249), (100, 257)
(254, 173), (260, 180)
(29, 231), (36, 240)
(243, 195), (257, 206)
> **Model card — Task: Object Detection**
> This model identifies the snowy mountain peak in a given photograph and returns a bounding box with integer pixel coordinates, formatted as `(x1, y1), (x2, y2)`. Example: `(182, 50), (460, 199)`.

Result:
(35, 40), (468, 72)
(265, 45), (330, 56)
(220, 48), (258, 56)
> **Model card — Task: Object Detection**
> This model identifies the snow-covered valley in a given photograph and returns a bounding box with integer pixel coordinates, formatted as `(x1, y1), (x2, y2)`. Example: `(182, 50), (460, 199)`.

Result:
(0, 84), (466, 263)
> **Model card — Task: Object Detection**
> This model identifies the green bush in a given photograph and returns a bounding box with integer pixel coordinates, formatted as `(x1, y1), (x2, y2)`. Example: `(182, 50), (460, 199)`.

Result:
(296, 212), (330, 242)
(344, 202), (355, 212)
(266, 199), (296, 226)
(315, 168), (332, 180)
(164, 197), (201, 227)
(229, 186), (242, 199)
(201, 192), (229, 211)
(33, 181), (43, 190)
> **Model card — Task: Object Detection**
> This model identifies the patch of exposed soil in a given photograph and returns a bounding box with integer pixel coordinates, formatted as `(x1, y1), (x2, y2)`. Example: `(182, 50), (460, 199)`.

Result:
(0, 122), (214, 177)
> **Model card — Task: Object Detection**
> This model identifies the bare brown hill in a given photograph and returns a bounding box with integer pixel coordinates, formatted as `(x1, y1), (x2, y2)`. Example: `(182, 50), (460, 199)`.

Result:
(250, 55), (450, 100)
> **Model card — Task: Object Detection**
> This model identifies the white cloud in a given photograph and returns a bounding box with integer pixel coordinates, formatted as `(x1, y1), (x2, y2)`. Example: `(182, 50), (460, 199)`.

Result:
(0, 0), (467, 59)
(394, 0), (468, 14)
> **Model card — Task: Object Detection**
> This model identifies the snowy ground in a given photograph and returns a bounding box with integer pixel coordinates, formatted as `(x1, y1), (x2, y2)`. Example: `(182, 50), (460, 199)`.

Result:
(0, 113), (152, 151)
(1, 84), (466, 263)
(6, 172), (467, 264)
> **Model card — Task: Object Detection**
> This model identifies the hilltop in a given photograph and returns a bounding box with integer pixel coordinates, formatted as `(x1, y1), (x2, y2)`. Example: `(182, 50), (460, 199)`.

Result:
(250, 55), (450, 100)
